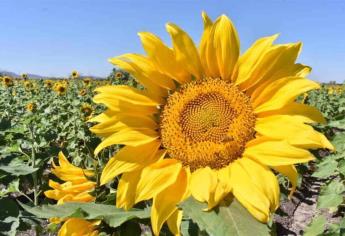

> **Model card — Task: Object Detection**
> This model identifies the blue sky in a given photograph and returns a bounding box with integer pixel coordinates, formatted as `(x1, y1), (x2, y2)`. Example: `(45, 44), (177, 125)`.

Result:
(0, 0), (344, 82)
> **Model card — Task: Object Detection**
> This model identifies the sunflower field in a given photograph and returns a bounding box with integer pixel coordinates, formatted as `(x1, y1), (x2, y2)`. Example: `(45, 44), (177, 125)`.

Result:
(1, 12), (345, 236)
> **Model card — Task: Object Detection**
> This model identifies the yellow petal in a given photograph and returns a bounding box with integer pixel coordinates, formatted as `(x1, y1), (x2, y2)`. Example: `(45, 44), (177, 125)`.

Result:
(247, 63), (311, 96)
(100, 140), (161, 185)
(230, 159), (271, 223)
(255, 115), (334, 150)
(237, 42), (302, 91)
(94, 85), (160, 106)
(272, 165), (297, 198)
(243, 138), (314, 166)
(135, 159), (182, 203)
(257, 102), (326, 124)
(252, 77), (320, 113)
(200, 14), (239, 80)
(138, 32), (190, 84)
(94, 128), (158, 156)
(167, 209), (183, 236)
(116, 170), (142, 210)
(166, 23), (203, 80)
(90, 114), (157, 137)
(151, 168), (189, 235)
(238, 158), (279, 211)
(117, 53), (175, 90)
(58, 218), (99, 236)
(190, 166), (231, 210)
(233, 34), (278, 84)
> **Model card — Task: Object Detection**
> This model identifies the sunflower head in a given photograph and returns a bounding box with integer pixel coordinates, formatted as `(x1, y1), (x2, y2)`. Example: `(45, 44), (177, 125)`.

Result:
(26, 102), (36, 112)
(81, 103), (93, 118)
(57, 218), (100, 236)
(24, 81), (33, 90)
(55, 83), (67, 95)
(21, 73), (28, 80)
(79, 88), (87, 96)
(90, 12), (333, 235)
(44, 80), (53, 88)
(3, 76), (13, 87)
(44, 152), (95, 205)
(115, 71), (123, 79)
(83, 78), (92, 86)
(71, 70), (79, 79)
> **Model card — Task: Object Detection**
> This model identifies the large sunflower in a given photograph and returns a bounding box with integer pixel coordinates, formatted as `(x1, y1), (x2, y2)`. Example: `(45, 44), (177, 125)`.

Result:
(90, 12), (333, 235)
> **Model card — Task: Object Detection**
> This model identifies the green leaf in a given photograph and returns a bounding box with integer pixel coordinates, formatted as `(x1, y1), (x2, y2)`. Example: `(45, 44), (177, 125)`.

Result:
(19, 202), (150, 228)
(0, 198), (20, 236)
(0, 160), (38, 176)
(329, 118), (345, 129)
(339, 160), (345, 176)
(303, 215), (327, 236)
(180, 197), (270, 236)
(317, 194), (343, 209)
(312, 159), (338, 178)
(331, 132), (345, 152)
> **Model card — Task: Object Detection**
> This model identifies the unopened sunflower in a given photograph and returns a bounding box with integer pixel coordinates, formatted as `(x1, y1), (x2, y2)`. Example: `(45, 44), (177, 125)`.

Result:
(90, 12), (333, 235)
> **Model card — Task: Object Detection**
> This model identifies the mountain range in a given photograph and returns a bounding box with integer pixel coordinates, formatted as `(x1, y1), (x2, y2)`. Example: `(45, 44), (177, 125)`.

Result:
(0, 70), (104, 79)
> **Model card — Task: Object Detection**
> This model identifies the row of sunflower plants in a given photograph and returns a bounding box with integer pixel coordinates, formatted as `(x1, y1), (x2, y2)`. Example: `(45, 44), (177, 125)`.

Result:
(302, 84), (345, 235)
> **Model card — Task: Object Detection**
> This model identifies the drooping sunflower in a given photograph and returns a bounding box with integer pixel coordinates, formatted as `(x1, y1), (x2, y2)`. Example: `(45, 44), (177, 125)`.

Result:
(90, 12), (333, 235)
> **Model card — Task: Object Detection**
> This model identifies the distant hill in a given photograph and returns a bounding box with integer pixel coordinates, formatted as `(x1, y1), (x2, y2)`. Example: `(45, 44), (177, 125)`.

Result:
(0, 70), (104, 80)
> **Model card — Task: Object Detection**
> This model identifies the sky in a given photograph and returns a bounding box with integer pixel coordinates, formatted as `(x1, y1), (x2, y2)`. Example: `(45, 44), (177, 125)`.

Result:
(0, 0), (344, 82)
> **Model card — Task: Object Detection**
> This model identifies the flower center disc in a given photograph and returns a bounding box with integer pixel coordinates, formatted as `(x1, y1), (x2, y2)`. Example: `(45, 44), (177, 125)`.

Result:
(160, 78), (256, 171)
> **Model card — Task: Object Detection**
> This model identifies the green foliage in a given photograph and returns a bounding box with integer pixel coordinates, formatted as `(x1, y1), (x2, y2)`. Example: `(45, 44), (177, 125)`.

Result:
(180, 197), (270, 236)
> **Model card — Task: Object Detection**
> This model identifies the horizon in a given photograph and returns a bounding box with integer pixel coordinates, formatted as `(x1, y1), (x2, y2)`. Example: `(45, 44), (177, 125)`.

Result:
(0, 0), (345, 82)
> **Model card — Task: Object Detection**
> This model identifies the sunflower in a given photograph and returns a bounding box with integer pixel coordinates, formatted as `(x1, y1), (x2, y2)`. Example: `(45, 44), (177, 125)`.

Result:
(26, 102), (36, 112)
(115, 71), (123, 79)
(24, 81), (33, 90)
(44, 152), (95, 204)
(45, 152), (98, 235)
(81, 103), (94, 119)
(2, 76), (13, 87)
(90, 12), (333, 235)
(44, 80), (54, 88)
(71, 70), (79, 79)
(79, 88), (87, 96)
(54, 83), (67, 95)
(83, 78), (92, 86)
(57, 218), (100, 236)
(21, 73), (28, 80)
